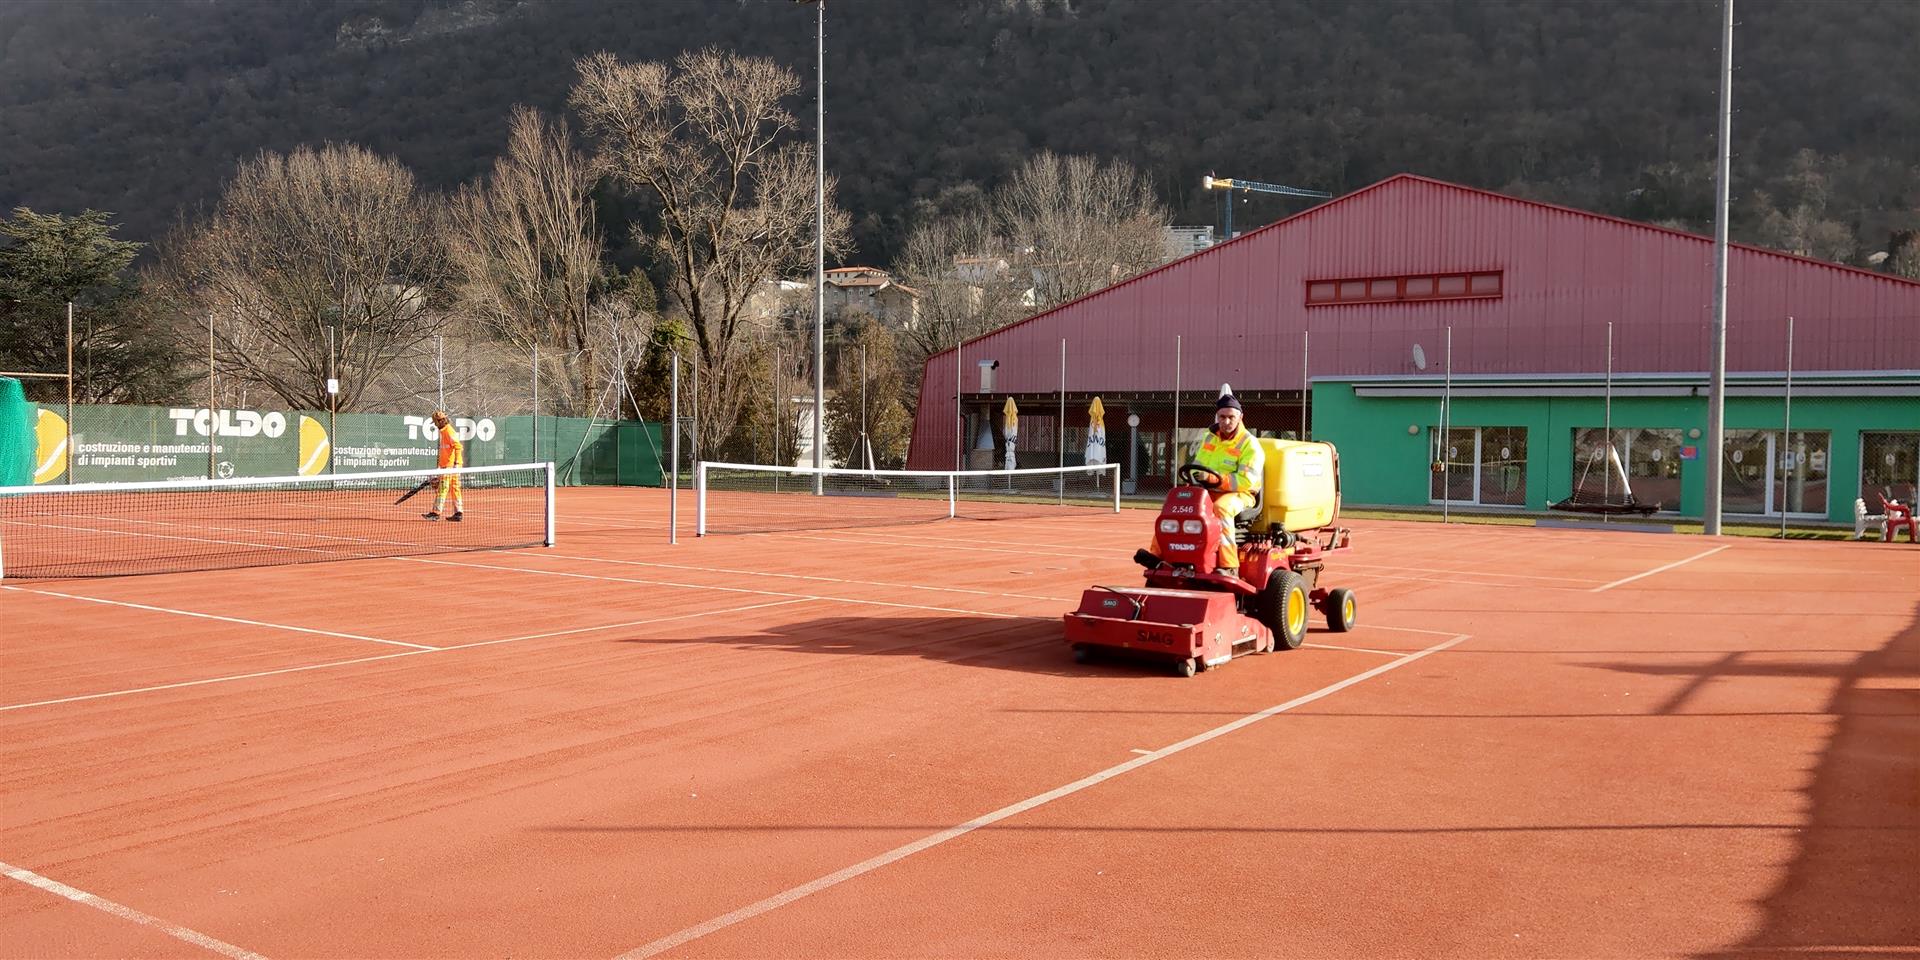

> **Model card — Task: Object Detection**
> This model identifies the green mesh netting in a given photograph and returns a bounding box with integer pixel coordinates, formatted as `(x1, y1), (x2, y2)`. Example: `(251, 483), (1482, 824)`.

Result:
(0, 377), (34, 487)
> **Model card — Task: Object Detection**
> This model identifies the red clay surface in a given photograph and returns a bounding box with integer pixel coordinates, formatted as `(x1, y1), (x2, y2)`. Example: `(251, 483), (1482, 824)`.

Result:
(3, 487), (1916, 959)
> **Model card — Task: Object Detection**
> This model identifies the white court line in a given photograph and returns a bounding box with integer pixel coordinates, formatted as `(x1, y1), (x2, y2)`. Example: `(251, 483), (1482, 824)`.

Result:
(777, 531), (1076, 560)
(2, 517), (401, 564)
(1, 585), (435, 650)
(58, 509), (544, 551)
(1128, 748), (1153, 755)
(1304, 642), (1404, 656)
(1333, 569), (1586, 592)
(615, 632), (1472, 960)
(1, 860), (266, 960)
(800, 527), (1121, 554)
(407, 555), (1034, 620)
(538, 552), (1073, 604)
(1343, 562), (1603, 585)
(1363, 624), (1470, 637)
(1589, 545), (1732, 593)
(0, 599), (808, 713)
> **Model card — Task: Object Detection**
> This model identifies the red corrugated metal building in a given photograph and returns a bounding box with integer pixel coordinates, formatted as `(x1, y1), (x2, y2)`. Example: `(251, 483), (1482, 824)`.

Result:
(906, 174), (1920, 519)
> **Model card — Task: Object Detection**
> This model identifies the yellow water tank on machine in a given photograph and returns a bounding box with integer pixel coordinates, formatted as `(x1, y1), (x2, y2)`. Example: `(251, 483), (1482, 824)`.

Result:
(1256, 439), (1340, 532)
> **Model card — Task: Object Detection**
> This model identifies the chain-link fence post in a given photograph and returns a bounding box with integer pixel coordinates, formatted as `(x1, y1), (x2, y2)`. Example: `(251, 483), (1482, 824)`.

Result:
(669, 351), (679, 544)
(1781, 314), (1794, 538)
(1171, 334), (1182, 483)
(1301, 327), (1310, 441)
(1442, 324), (1452, 524)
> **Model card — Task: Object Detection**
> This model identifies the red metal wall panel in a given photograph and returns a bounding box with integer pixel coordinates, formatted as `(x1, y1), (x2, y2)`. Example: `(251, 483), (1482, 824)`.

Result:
(908, 174), (1920, 468)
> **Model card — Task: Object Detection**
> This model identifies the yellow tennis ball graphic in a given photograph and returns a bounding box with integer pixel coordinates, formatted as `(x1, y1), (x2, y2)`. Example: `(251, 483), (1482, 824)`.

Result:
(298, 415), (331, 476)
(33, 408), (68, 484)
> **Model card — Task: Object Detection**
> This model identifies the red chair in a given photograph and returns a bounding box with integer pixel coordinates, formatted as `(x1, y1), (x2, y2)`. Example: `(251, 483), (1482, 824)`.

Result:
(1881, 491), (1918, 544)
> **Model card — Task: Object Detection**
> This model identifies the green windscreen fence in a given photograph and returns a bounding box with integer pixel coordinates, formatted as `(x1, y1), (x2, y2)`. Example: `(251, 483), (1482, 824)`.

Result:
(0, 378), (33, 487)
(10, 402), (664, 487)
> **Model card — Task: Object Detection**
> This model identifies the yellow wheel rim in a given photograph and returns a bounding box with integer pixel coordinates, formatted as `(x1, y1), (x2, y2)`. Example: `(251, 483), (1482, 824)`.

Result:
(1286, 589), (1306, 634)
(1342, 595), (1356, 624)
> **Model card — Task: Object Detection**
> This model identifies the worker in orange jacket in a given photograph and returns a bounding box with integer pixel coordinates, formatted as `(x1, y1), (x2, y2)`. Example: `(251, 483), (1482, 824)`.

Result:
(424, 410), (464, 522)
(1144, 391), (1264, 576)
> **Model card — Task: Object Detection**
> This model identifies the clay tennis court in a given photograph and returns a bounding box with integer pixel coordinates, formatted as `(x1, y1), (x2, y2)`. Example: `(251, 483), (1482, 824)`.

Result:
(3, 487), (1915, 958)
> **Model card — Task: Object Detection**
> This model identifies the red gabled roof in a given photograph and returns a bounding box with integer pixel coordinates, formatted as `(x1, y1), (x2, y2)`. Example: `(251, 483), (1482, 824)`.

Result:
(927, 172), (1920, 364)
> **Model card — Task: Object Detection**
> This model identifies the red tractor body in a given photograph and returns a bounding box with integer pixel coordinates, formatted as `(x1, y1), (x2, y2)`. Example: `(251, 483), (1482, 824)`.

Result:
(1064, 446), (1356, 677)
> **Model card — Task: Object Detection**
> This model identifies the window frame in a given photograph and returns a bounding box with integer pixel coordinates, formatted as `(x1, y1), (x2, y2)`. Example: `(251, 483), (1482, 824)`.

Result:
(1306, 270), (1504, 307)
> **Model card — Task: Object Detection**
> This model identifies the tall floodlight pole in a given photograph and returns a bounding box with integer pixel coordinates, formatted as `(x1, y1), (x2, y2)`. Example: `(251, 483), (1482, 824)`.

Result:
(670, 353), (680, 544)
(327, 326), (338, 473)
(811, 0), (826, 491)
(65, 302), (74, 483)
(207, 313), (217, 479)
(1172, 335), (1182, 483)
(1703, 0), (1735, 536)
(859, 342), (868, 469)
(954, 337), (962, 471)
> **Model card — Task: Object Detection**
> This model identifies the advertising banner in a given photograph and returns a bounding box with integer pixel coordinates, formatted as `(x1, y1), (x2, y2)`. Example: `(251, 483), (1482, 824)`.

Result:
(26, 404), (663, 487)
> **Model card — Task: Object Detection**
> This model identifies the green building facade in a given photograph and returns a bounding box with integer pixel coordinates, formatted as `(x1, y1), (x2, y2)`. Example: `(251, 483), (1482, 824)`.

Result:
(1313, 374), (1920, 524)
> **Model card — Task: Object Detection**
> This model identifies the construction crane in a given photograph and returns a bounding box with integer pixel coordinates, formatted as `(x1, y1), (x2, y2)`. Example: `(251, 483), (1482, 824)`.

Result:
(1202, 175), (1332, 242)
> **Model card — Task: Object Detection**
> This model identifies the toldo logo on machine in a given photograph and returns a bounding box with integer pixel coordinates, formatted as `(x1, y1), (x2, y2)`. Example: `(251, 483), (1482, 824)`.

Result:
(168, 408), (288, 438)
(403, 415), (496, 442)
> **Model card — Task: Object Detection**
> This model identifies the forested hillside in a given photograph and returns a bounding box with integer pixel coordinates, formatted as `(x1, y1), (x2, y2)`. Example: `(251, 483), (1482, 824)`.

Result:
(2, 0), (1918, 268)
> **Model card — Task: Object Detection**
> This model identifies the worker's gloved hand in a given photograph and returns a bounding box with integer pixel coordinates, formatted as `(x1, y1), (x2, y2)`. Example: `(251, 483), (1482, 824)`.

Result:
(1194, 468), (1224, 490)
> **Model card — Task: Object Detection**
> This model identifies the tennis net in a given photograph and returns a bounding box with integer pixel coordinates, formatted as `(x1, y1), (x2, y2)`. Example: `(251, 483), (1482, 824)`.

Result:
(0, 462), (554, 579)
(694, 461), (1121, 535)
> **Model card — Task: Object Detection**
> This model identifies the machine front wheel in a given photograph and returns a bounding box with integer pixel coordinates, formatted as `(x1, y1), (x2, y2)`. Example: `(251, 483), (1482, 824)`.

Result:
(1176, 657), (1199, 678)
(1323, 588), (1358, 633)
(1261, 570), (1310, 650)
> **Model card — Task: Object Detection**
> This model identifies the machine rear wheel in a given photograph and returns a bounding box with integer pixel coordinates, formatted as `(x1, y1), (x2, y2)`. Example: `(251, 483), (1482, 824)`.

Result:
(1323, 588), (1357, 632)
(1072, 644), (1093, 664)
(1176, 657), (1198, 678)
(1261, 570), (1310, 650)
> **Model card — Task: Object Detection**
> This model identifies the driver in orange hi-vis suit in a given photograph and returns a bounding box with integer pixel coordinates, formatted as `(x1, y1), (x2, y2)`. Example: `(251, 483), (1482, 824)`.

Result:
(424, 410), (464, 522)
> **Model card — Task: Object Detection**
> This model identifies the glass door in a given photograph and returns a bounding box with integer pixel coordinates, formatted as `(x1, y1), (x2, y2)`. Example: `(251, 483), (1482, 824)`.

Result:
(1722, 430), (1771, 515)
(1431, 427), (1478, 503)
(1860, 432), (1920, 506)
(1772, 431), (1829, 517)
(1478, 427), (1528, 506)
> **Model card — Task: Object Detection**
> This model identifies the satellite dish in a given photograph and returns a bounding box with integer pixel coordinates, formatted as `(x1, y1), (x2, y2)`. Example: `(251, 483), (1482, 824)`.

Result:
(1412, 343), (1428, 371)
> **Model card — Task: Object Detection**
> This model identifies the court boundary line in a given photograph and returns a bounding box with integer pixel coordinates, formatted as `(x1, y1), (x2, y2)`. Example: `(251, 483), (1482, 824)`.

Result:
(1, 860), (267, 960)
(614, 631), (1472, 960)
(538, 552), (1074, 603)
(1, 584), (435, 650)
(1363, 624), (1468, 637)
(0, 599), (809, 713)
(770, 532), (1602, 591)
(1590, 545), (1731, 592)
(1304, 642), (1404, 656)
(408, 555), (1037, 620)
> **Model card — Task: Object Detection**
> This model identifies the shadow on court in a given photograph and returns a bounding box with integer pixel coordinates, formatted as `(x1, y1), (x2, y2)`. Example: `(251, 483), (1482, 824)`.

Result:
(614, 613), (1188, 678)
(1693, 599), (1920, 958)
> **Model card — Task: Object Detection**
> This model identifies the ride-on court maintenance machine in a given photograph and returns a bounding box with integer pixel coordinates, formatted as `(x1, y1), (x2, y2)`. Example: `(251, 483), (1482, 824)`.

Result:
(1064, 439), (1355, 677)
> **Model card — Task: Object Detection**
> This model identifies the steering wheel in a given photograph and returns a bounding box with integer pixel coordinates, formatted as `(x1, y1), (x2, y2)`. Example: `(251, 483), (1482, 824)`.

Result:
(1178, 463), (1223, 489)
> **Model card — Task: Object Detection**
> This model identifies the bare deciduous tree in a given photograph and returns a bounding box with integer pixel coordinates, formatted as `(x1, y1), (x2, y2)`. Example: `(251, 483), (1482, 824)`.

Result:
(998, 150), (1170, 309)
(1891, 231), (1920, 280)
(568, 47), (849, 455)
(893, 209), (1027, 361)
(894, 150), (1169, 366)
(826, 318), (914, 469)
(147, 144), (449, 412)
(446, 107), (619, 416)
